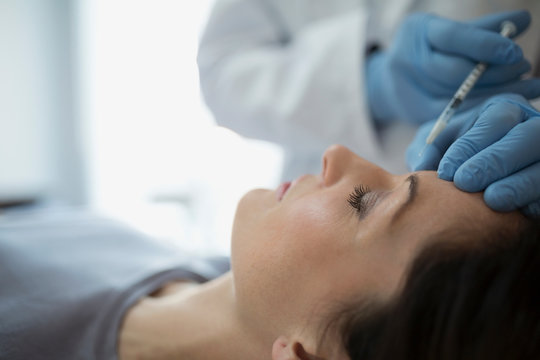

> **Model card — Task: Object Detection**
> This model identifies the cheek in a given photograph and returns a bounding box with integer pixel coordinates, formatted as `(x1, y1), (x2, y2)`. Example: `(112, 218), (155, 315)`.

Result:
(280, 196), (353, 268)
(233, 192), (347, 271)
(231, 196), (355, 326)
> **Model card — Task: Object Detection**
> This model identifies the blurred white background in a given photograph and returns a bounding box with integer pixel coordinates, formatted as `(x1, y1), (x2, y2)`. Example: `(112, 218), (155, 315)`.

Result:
(0, 0), (283, 255)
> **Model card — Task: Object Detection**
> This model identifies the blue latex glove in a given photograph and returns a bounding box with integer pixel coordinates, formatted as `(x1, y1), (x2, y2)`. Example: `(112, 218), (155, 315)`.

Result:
(366, 10), (540, 126)
(407, 94), (540, 218)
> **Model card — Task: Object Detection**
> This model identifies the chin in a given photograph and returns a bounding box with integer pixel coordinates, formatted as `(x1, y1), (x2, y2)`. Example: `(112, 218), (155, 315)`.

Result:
(230, 187), (276, 272)
(235, 188), (274, 221)
(230, 188), (270, 256)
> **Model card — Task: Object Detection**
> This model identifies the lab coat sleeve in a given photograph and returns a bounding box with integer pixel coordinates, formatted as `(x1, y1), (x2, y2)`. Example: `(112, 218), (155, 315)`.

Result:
(197, 0), (382, 158)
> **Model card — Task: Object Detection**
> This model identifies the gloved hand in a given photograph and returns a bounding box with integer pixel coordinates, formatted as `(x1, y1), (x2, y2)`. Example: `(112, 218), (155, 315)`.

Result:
(407, 94), (540, 218)
(366, 10), (540, 126)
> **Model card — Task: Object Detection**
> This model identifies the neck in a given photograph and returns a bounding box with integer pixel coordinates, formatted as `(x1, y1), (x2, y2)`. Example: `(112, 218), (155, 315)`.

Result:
(119, 272), (271, 360)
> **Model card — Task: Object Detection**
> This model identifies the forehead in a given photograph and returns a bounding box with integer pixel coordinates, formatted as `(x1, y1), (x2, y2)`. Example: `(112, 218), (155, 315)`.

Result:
(387, 171), (520, 242)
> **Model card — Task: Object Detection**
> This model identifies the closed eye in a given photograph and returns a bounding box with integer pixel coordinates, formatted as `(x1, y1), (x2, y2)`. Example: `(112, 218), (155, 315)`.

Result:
(348, 185), (373, 219)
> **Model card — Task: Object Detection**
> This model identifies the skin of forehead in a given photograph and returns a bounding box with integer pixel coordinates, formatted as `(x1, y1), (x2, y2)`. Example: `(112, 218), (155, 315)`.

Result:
(380, 171), (522, 246)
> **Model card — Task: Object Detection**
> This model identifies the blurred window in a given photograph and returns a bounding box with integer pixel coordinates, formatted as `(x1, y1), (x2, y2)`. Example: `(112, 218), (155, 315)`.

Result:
(76, 0), (283, 255)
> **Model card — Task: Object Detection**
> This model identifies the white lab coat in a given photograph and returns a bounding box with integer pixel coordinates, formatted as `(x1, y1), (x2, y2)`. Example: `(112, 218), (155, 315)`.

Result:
(197, 0), (540, 180)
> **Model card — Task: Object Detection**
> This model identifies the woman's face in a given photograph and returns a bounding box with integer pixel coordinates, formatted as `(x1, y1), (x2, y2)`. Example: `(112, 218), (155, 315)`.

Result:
(230, 145), (521, 340)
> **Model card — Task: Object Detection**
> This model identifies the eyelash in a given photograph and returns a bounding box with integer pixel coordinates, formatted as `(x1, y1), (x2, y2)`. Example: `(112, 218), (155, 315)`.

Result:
(347, 185), (372, 217)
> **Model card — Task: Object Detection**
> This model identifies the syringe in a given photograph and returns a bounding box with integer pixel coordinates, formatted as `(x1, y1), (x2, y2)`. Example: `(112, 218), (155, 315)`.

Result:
(419, 20), (517, 156)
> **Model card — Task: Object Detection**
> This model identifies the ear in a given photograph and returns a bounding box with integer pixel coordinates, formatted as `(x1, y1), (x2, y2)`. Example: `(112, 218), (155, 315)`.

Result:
(272, 336), (325, 360)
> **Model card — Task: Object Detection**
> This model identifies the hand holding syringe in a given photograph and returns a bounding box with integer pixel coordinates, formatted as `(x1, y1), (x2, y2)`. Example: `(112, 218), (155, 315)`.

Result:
(419, 20), (518, 156)
(404, 11), (540, 218)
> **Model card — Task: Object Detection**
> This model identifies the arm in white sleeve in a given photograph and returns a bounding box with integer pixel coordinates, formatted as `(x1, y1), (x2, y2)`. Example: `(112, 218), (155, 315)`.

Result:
(197, 0), (381, 157)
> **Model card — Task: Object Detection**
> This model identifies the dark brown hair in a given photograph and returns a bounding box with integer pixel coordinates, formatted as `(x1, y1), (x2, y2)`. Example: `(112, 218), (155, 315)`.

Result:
(335, 220), (540, 359)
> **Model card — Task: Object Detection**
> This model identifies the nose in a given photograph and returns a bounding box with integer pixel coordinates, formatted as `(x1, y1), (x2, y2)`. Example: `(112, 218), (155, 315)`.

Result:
(322, 145), (393, 187)
(322, 145), (359, 186)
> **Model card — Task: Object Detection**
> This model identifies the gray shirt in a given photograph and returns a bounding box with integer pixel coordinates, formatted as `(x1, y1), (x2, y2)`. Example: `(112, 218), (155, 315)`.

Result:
(0, 207), (230, 360)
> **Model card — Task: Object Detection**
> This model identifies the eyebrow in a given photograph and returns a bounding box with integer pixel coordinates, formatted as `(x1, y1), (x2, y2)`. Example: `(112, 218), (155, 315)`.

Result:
(390, 174), (419, 225)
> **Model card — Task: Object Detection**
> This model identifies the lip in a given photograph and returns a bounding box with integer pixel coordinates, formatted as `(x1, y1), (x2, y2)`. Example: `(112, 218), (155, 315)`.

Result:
(276, 175), (314, 201)
(276, 181), (291, 201)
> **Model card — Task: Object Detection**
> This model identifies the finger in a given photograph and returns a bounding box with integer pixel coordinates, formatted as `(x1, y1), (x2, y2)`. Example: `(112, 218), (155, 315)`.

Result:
(454, 117), (540, 192)
(438, 99), (525, 180)
(521, 200), (540, 219)
(483, 161), (540, 212)
(466, 10), (531, 37)
(466, 78), (540, 102)
(476, 60), (531, 85)
(431, 80), (540, 121)
(426, 15), (523, 65)
(425, 54), (531, 88)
